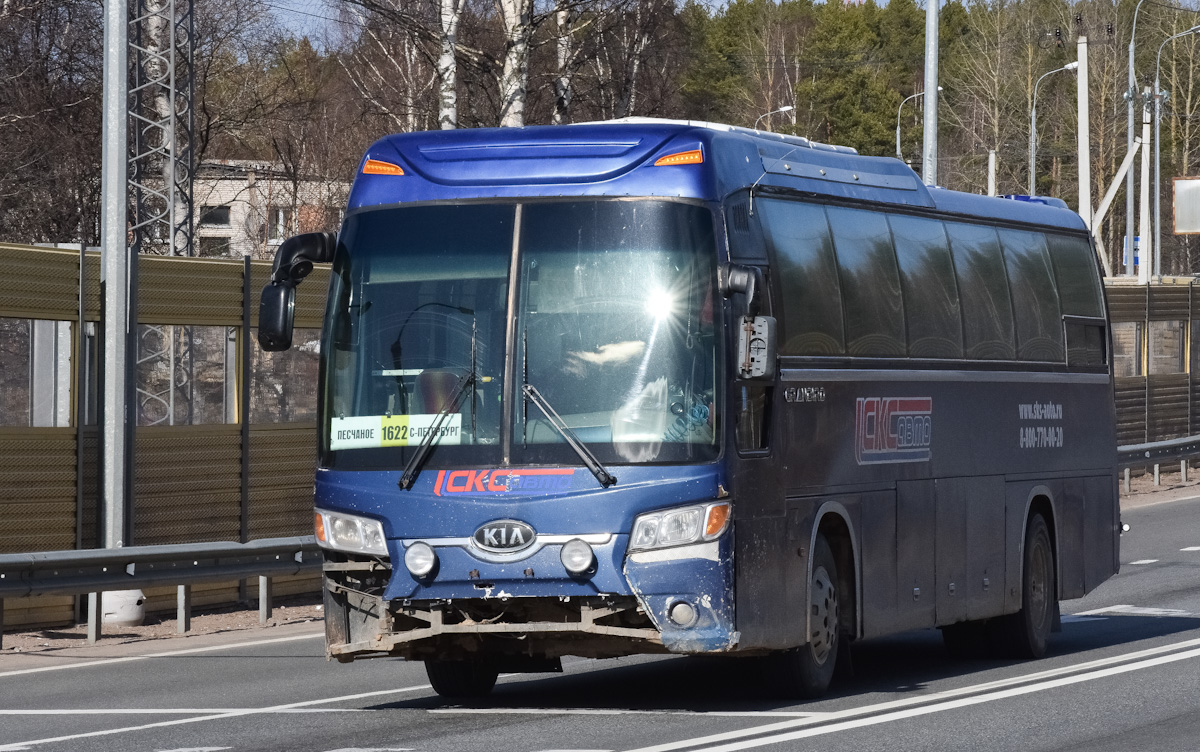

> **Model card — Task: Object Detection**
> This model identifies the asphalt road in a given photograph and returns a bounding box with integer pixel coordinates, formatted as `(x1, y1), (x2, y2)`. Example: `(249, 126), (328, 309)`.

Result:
(3, 494), (1200, 752)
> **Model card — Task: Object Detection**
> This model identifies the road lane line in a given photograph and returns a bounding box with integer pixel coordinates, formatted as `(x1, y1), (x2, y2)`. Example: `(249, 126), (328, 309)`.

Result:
(621, 634), (1200, 752)
(0, 709), (366, 715)
(0, 682), (433, 751)
(429, 709), (828, 718)
(0, 631), (325, 679)
(1182, 546), (1200, 551)
(1128, 559), (1159, 564)
(662, 644), (1200, 752)
(1074, 605), (1192, 617)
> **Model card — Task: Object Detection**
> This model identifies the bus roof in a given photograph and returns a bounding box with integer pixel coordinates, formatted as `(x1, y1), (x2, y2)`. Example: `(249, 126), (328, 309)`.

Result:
(349, 118), (1087, 234)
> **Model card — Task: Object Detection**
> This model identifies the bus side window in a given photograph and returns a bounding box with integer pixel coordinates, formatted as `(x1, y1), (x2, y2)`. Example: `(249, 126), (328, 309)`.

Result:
(890, 214), (964, 359)
(999, 228), (1064, 362)
(736, 385), (771, 453)
(1046, 234), (1107, 367)
(945, 222), (1016, 360)
(826, 206), (905, 357)
(758, 199), (845, 356)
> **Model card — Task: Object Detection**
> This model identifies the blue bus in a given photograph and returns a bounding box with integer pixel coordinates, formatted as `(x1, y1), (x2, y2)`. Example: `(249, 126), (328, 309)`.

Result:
(259, 119), (1119, 698)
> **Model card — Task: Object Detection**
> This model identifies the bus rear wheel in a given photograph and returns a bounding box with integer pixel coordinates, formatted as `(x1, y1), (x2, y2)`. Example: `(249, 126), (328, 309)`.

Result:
(993, 512), (1055, 659)
(775, 534), (840, 698)
(425, 658), (499, 698)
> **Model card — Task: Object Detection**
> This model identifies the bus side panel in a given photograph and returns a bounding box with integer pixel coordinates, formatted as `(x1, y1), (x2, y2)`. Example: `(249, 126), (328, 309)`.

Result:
(1083, 474), (1119, 592)
(733, 514), (799, 650)
(893, 480), (936, 633)
(860, 490), (897, 640)
(935, 476), (1006, 625)
(1053, 479), (1086, 600)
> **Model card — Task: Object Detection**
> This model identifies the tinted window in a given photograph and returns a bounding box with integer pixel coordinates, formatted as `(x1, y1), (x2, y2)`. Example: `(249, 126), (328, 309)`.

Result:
(889, 215), (963, 358)
(999, 229), (1064, 362)
(1046, 234), (1103, 318)
(945, 222), (1015, 359)
(827, 206), (905, 356)
(759, 199), (845, 355)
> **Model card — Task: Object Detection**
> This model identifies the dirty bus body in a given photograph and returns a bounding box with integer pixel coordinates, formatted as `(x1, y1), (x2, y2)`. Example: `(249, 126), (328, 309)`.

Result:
(260, 119), (1119, 698)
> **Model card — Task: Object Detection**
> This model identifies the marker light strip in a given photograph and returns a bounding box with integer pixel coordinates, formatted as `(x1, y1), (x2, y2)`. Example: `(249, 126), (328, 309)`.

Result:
(363, 158), (404, 175)
(654, 150), (703, 167)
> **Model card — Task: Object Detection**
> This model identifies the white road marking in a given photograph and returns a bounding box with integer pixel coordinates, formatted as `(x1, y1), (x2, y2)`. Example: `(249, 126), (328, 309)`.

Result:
(531, 749), (613, 752)
(1181, 546), (1200, 551)
(0, 631), (325, 679)
(0, 709), (365, 715)
(658, 643), (1200, 752)
(1059, 615), (1107, 623)
(622, 634), (1200, 752)
(155, 748), (231, 752)
(1129, 559), (1159, 565)
(321, 748), (413, 751)
(431, 709), (826, 718)
(1074, 605), (1192, 618)
(0, 682), (433, 751)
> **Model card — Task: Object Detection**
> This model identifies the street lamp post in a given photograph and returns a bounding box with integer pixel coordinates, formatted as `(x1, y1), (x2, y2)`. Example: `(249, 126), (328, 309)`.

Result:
(754, 105), (795, 132)
(1154, 25), (1200, 277)
(896, 87), (942, 162)
(1125, 0), (1151, 276)
(1029, 61), (1079, 196)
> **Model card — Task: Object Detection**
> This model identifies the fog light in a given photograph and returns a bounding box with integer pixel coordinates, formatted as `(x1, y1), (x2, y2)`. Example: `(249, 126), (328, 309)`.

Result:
(404, 542), (437, 578)
(560, 539), (595, 575)
(668, 600), (697, 627)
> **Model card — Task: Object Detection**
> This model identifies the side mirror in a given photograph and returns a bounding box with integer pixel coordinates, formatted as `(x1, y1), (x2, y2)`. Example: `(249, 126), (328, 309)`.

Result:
(719, 263), (761, 316)
(737, 315), (776, 379)
(258, 232), (336, 352)
(270, 232), (337, 283)
(721, 263), (776, 379)
(259, 282), (296, 351)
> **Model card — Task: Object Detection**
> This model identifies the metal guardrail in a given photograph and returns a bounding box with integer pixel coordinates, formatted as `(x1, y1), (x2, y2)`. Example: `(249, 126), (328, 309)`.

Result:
(0, 536), (322, 647)
(1117, 435), (1200, 469)
(1117, 434), (1200, 491)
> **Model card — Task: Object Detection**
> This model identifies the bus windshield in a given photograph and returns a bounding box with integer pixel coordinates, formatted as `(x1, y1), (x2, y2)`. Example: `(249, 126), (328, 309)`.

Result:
(320, 199), (720, 471)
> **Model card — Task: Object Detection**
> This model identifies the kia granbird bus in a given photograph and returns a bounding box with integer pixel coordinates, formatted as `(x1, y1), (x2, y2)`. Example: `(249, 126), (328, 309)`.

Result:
(258, 119), (1119, 698)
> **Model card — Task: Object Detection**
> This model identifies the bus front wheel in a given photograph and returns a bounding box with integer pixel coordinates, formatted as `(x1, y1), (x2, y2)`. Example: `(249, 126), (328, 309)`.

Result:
(425, 658), (499, 698)
(994, 512), (1055, 659)
(775, 534), (840, 698)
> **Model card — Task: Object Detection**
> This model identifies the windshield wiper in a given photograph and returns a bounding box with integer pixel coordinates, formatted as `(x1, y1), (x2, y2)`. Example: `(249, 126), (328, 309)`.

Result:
(523, 383), (617, 488)
(398, 370), (474, 490)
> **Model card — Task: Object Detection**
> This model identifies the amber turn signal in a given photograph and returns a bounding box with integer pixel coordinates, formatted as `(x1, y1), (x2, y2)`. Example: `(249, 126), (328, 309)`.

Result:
(654, 149), (703, 167)
(705, 502), (731, 537)
(362, 158), (404, 175)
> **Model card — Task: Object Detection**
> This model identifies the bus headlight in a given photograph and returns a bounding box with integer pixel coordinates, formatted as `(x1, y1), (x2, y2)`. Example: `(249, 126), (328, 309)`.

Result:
(629, 502), (731, 552)
(314, 509), (388, 556)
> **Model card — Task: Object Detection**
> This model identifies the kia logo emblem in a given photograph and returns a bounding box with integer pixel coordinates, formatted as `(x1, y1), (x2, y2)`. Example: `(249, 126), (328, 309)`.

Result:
(473, 520), (536, 553)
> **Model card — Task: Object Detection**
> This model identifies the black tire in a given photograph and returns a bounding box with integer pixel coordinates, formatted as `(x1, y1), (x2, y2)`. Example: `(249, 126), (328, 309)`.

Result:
(993, 512), (1056, 659)
(425, 658), (499, 698)
(774, 534), (841, 699)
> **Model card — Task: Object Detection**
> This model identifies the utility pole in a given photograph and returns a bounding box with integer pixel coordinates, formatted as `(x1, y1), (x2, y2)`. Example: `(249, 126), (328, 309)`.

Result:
(1077, 36), (1092, 229)
(988, 150), (997, 196)
(1139, 86), (1152, 283)
(922, 0), (939, 186)
(101, 0), (131, 551)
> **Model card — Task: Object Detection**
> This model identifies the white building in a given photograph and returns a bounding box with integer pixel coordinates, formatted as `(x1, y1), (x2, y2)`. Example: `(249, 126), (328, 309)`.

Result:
(193, 160), (348, 259)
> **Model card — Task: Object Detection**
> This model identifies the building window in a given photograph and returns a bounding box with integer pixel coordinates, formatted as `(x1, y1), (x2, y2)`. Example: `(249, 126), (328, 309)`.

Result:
(199, 205), (231, 227)
(268, 205), (293, 243)
(1148, 320), (1186, 374)
(198, 236), (231, 257)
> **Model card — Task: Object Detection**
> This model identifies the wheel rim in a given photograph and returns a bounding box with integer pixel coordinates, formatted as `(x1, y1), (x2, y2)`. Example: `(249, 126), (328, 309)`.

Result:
(1028, 533), (1051, 630)
(809, 565), (838, 665)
